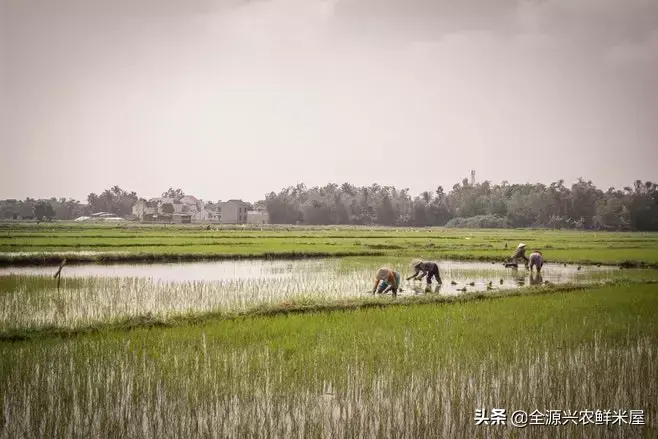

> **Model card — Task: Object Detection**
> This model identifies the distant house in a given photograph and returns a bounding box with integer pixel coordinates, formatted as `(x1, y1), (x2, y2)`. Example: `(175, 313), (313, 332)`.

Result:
(247, 210), (269, 225)
(179, 195), (203, 211)
(76, 212), (124, 222)
(132, 200), (157, 219)
(133, 195), (211, 223)
(172, 214), (192, 224)
(220, 200), (249, 224)
(191, 209), (219, 222)
(203, 203), (222, 223)
(153, 214), (172, 223)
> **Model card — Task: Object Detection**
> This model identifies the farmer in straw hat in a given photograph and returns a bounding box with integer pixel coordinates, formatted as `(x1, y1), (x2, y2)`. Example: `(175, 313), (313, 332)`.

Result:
(373, 267), (401, 297)
(407, 259), (442, 286)
(506, 243), (530, 268)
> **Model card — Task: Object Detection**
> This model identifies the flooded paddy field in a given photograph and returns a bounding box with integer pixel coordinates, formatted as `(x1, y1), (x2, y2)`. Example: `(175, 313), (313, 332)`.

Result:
(0, 257), (617, 286)
(0, 258), (623, 332)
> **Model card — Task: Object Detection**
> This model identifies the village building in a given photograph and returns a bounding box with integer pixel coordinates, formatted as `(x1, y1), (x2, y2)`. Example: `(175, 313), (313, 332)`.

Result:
(132, 195), (224, 223)
(219, 200), (249, 224)
(172, 213), (192, 224)
(247, 210), (269, 225)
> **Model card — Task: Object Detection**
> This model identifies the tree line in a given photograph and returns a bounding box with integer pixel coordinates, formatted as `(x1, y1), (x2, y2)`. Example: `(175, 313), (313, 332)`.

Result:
(1, 178), (657, 230)
(0, 185), (139, 221)
(262, 178), (658, 231)
(0, 187), (223, 222)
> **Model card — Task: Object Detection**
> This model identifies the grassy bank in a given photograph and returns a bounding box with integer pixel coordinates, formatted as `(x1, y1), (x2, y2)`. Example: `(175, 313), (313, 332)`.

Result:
(2, 223), (658, 267)
(1, 282), (656, 438)
(0, 250), (386, 267)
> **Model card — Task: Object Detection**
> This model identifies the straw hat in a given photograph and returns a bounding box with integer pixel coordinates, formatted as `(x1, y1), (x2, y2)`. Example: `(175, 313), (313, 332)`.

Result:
(517, 243), (527, 248)
(411, 259), (423, 267)
(376, 268), (391, 280)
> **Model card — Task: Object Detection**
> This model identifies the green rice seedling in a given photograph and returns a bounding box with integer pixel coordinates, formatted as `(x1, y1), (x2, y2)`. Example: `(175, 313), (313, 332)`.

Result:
(0, 283), (655, 438)
(2, 224), (658, 267)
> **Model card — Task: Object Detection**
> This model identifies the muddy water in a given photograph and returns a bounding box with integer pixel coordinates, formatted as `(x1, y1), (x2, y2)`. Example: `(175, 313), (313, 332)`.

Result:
(0, 259), (614, 296)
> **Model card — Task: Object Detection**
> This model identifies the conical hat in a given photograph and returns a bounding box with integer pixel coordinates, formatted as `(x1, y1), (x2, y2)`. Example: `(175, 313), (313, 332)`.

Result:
(376, 268), (391, 280)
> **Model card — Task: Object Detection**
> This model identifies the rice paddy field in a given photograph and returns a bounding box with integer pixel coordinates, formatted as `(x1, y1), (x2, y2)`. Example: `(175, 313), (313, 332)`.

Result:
(2, 222), (658, 267)
(1, 223), (657, 437)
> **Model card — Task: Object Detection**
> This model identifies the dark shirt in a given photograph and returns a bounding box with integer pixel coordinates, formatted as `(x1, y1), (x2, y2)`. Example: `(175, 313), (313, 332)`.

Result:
(412, 261), (439, 276)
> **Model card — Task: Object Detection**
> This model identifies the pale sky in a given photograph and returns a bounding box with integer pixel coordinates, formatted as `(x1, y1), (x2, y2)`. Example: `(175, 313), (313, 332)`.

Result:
(1, 0), (657, 202)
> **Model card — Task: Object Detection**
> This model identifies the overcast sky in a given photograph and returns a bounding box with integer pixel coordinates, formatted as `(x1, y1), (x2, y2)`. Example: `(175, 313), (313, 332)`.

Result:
(1, 0), (657, 202)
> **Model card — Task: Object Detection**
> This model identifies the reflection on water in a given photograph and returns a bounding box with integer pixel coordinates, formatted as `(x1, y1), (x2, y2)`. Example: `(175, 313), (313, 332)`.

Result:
(510, 267), (526, 286)
(530, 273), (544, 285)
(410, 284), (443, 295)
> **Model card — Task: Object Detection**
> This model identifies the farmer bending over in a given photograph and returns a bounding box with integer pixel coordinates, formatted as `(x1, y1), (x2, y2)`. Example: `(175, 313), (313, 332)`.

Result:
(373, 267), (401, 297)
(407, 259), (442, 285)
(529, 251), (544, 272)
(507, 243), (529, 268)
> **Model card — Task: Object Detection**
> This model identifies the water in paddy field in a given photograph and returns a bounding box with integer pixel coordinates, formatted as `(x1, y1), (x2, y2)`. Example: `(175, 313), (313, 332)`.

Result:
(0, 259), (623, 330)
(0, 259), (615, 297)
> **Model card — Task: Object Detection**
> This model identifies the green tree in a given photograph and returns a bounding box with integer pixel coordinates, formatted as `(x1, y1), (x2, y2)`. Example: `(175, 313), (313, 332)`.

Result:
(87, 186), (138, 217)
(376, 194), (396, 226)
(33, 201), (55, 221)
(162, 188), (185, 201)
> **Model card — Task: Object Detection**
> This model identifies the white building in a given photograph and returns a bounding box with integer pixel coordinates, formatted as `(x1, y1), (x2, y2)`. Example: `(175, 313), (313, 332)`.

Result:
(219, 200), (249, 224)
(247, 210), (269, 225)
(132, 195), (214, 222)
(132, 201), (157, 218)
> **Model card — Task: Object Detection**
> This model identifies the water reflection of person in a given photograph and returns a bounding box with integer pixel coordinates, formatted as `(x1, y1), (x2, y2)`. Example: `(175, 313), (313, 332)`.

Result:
(529, 272), (543, 285)
(412, 284), (442, 294)
(511, 266), (526, 286)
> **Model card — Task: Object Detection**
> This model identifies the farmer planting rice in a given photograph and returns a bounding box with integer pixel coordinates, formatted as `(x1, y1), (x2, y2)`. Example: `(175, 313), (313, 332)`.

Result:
(529, 251), (544, 272)
(373, 267), (401, 296)
(505, 243), (529, 268)
(407, 259), (442, 285)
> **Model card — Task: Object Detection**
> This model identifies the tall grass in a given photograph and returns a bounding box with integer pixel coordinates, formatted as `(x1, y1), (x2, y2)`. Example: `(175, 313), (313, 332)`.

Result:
(1, 284), (656, 438)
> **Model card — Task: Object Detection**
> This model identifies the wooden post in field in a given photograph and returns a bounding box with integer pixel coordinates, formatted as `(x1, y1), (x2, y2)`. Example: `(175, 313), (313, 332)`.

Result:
(54, 258), (67, 291)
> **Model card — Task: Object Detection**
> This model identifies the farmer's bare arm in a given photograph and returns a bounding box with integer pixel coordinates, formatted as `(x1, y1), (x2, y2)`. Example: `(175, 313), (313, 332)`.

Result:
(406, 269), (420, 280)
(384, 274), (398, 293)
